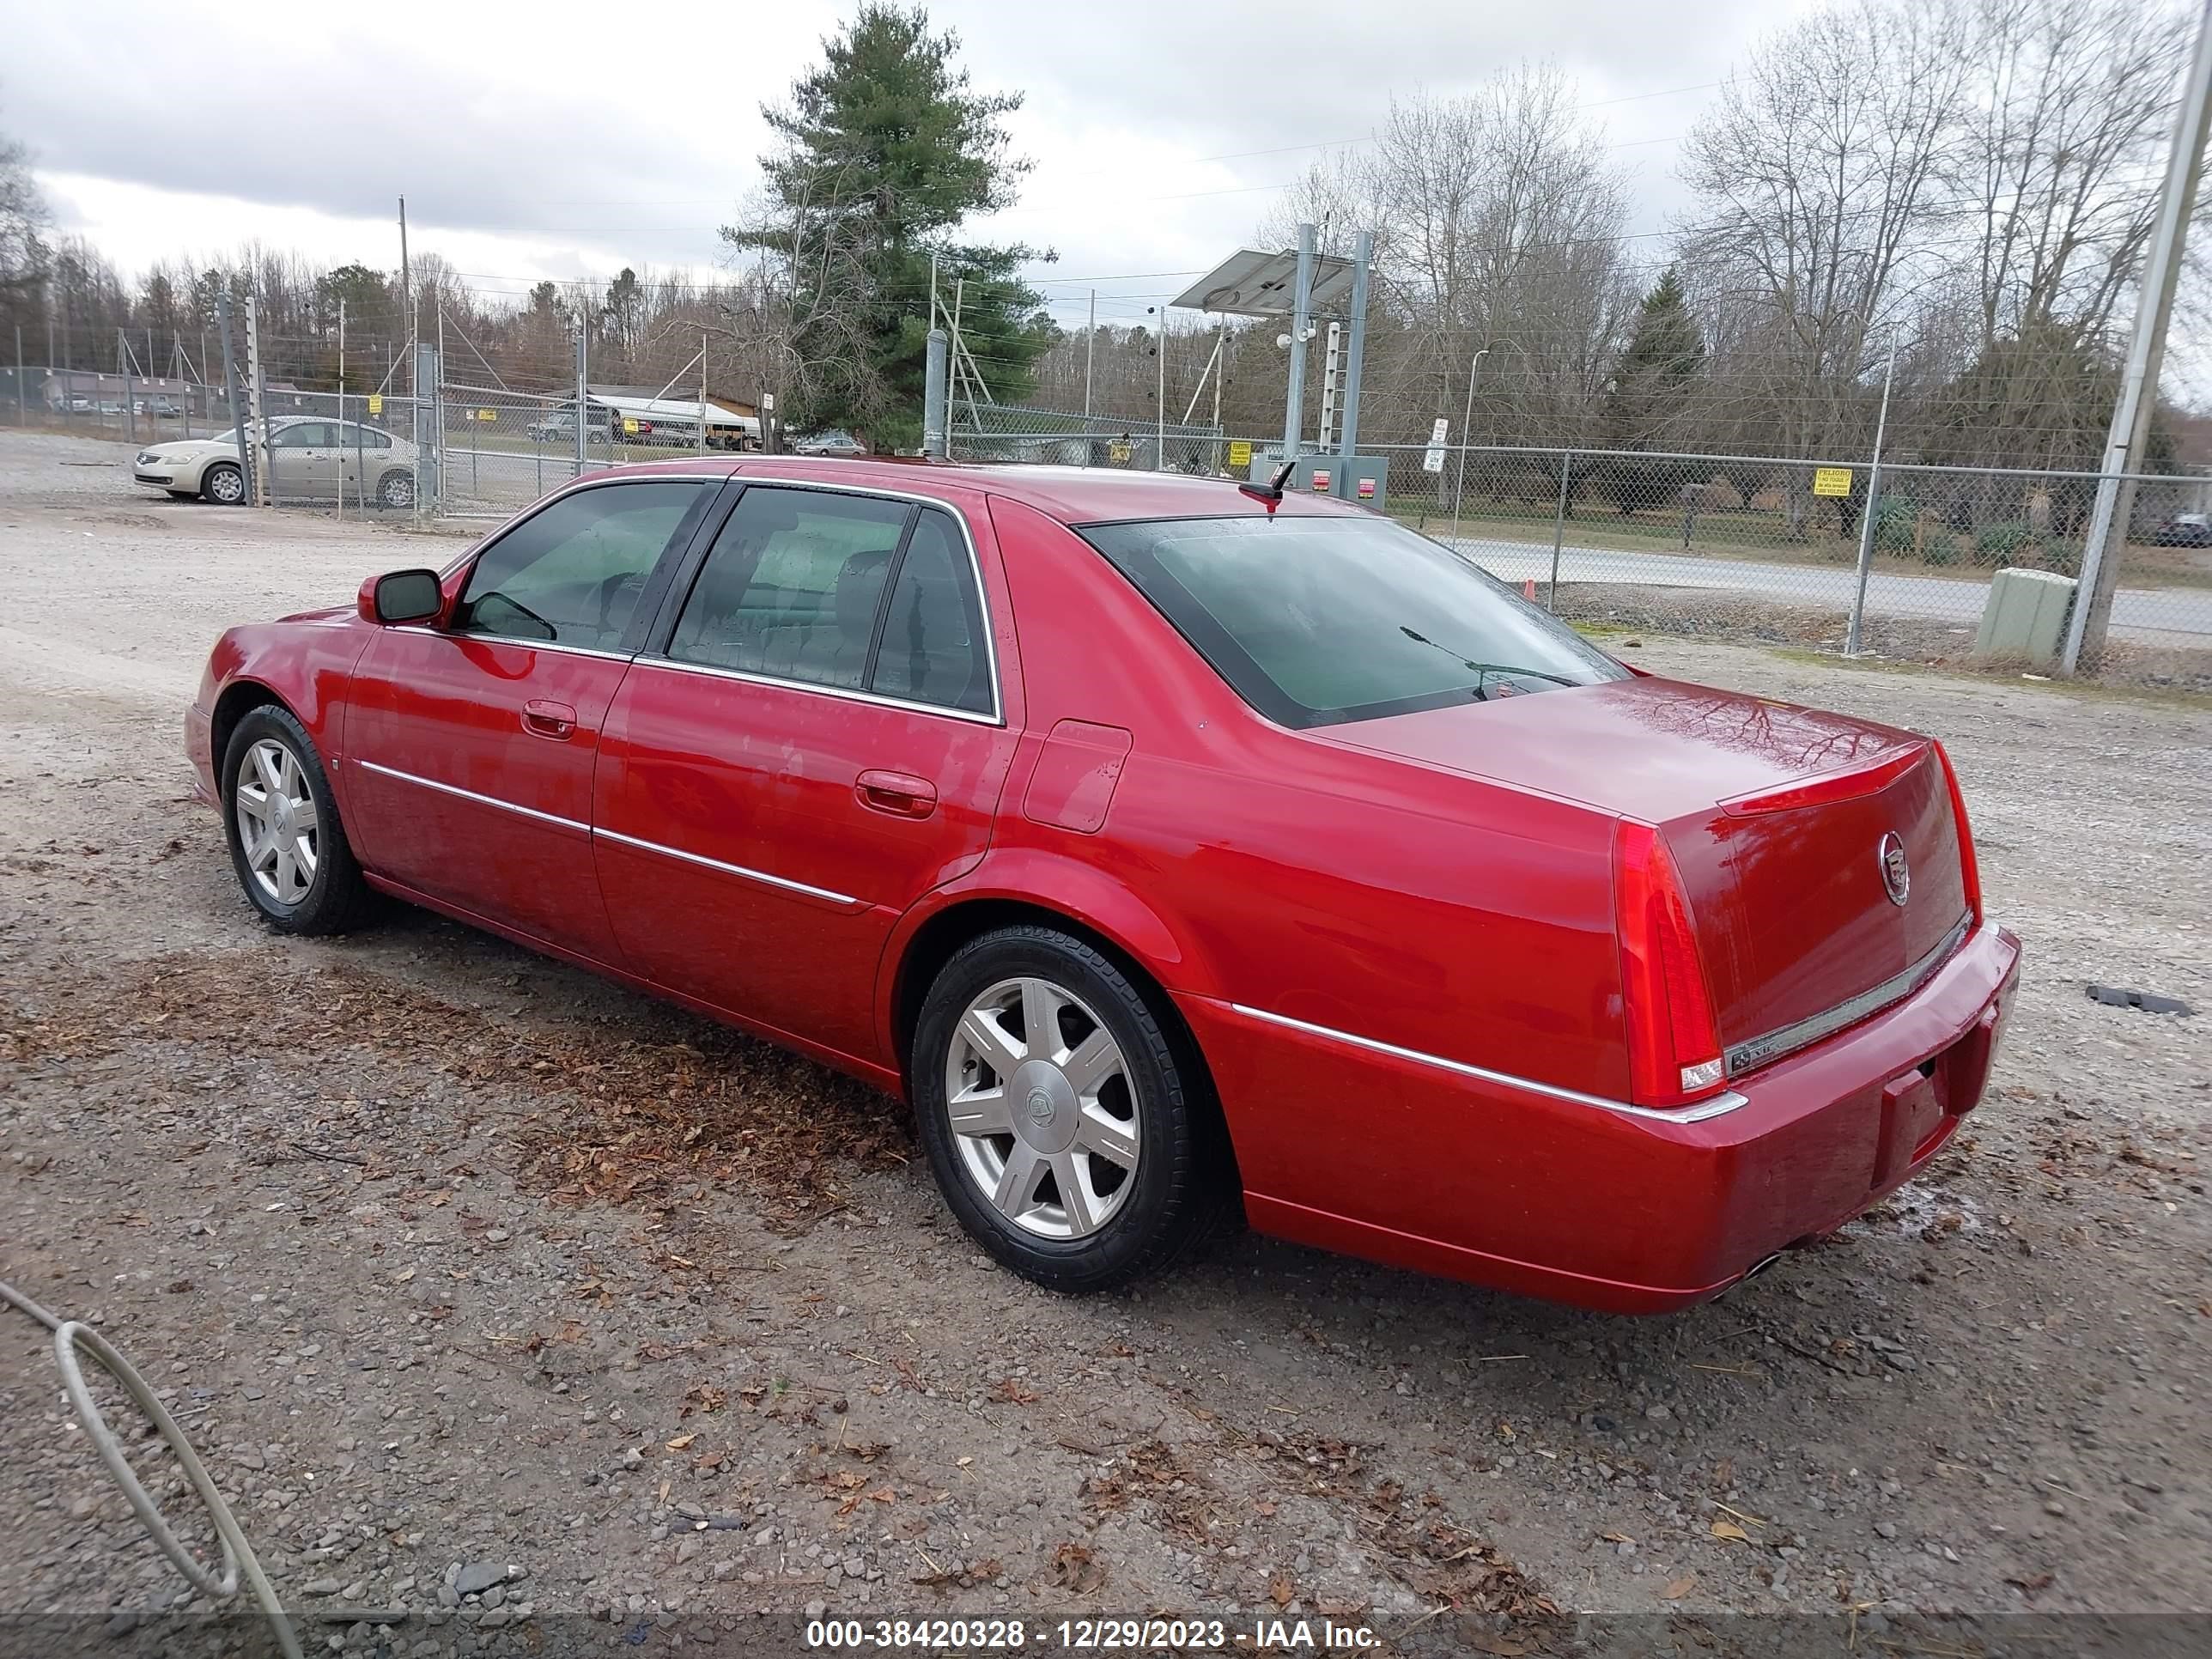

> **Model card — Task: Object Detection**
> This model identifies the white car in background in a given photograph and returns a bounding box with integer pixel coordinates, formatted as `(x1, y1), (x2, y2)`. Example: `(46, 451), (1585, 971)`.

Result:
(131, 418), (420, 508)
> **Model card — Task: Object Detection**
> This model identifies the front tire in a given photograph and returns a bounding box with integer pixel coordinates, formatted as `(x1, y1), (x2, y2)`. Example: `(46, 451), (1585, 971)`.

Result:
(220, 706), (377, 935)
(200, 462), (245, 506)
(912, 925), (1224, 1292)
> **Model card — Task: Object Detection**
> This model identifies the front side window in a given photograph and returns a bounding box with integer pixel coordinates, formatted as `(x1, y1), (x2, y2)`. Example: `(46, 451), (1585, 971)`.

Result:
(456, 480), (707, 651)
(1078, 514), (1628, 728)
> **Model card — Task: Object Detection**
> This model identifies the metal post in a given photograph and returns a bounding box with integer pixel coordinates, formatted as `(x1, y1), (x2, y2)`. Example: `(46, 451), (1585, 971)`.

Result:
(1282, 222), (1315, 464)
(216, 292), (252, 504)
(574, 328), (587, 477)
(1449, 349), (1486, 544)
(1845, 349), (1898, 655)
(245, 297), (273, 507)
(2064, 0), (2212, 671)
(121, 330), (137, 446)
(1318, 321), (1340, 453)
(923, 327), (949, 459)
(336, 299), (346, 520)
(1333, 229), (1373, 499)
(1211, 315), (1226, 475)
(1547, 451), (1571, 609)
(14, 325), (22, 424)
(698, 331), (709, 457)
(1084, 290), (1096, 417)
(1155, 306), (1167, 471)
(179, 331), (191, 439)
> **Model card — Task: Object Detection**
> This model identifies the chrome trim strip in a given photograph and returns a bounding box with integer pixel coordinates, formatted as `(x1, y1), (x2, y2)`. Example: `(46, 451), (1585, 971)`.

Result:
(355, 760), (589, 833)
(386, 626), (636, 664)
(1725, 914), (1973, 1078)
(1224, 1003), (1752, 1124)
(590, 826), (863, 908)
(629, 653), (1003, 726)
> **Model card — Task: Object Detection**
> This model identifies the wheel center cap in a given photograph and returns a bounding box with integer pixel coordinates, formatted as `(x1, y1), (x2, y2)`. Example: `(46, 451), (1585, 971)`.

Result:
(1008, 1059), (1079, 1154)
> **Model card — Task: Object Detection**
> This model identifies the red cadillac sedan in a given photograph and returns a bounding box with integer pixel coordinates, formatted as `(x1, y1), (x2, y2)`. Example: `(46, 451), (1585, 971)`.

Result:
(187, 459), (2020, 1312)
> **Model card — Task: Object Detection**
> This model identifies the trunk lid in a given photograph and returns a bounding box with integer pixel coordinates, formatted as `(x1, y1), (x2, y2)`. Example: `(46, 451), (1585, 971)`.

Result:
(1316, 677), (1972, 1066)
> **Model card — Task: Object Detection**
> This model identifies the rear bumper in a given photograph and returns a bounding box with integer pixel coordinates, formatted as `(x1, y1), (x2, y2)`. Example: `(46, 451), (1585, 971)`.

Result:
(1182, 920), (2021, 1314)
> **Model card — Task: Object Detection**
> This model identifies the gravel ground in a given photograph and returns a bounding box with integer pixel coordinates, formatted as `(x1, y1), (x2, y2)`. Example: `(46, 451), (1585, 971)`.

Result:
(2, 431), (2208, 1656)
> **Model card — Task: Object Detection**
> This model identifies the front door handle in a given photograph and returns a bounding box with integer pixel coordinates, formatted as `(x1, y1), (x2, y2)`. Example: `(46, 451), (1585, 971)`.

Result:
(855, 769), (937, 819)
(522, 699), (578, 740)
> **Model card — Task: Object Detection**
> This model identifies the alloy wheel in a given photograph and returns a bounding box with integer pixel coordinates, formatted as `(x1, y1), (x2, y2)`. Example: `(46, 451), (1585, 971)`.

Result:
(206, 465), (244, 504)
(233, 738), (319, 905)
(944, 975), (1140, 1240)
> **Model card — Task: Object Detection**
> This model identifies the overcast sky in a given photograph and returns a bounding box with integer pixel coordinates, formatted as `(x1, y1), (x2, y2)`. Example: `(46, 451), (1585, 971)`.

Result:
(7, 0), (1820, 331)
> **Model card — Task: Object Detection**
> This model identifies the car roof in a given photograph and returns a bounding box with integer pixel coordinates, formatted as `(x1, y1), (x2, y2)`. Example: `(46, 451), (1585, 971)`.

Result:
(590, 455), (1370, 526)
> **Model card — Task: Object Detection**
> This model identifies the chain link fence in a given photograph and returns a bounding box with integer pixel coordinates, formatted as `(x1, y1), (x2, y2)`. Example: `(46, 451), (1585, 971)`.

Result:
(950, 403), (1227, 474)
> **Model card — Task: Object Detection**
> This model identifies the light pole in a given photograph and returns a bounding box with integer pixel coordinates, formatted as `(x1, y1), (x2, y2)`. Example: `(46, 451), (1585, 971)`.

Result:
(1449, 343), (1498, 546)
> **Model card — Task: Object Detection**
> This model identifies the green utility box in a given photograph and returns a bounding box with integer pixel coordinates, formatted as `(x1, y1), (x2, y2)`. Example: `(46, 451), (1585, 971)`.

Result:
(1973, 567), (2076, 665)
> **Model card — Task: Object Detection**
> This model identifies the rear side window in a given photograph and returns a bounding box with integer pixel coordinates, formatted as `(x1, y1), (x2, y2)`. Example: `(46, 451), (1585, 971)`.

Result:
(1077, 514), (1627, 727)
(666, 489), (993, 713)
(457, 480), (707, 652)
(870, 509), (993, 714)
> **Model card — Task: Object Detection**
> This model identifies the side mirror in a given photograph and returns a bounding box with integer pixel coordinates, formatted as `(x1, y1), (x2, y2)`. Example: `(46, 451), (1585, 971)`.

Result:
(360, 568), (444, 625)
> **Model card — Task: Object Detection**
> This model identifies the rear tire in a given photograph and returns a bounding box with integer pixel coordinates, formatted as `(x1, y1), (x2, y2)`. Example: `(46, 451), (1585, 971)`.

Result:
(378, 470), (416, 510)
(220, 705), (378, 936)
(912, 925), (1225, 1292)
(201, 462), (245, 506)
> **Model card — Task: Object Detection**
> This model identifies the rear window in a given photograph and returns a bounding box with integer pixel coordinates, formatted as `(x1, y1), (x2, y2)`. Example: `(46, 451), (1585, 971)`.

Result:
(1077, 514), (1628, 728)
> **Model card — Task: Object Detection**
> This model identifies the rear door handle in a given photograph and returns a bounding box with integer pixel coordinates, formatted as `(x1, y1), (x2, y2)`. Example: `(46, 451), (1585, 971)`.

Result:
(856, 769), (937, 818)
(522, 699), (578, 740)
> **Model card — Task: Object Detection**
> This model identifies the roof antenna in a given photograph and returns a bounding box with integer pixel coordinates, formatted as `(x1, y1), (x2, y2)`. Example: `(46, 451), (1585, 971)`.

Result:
(1238, 459), (1296, 512)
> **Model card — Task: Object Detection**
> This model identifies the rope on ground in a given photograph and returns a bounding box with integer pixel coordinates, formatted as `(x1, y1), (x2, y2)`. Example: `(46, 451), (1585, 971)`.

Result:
(1, 1277), (301, 1659)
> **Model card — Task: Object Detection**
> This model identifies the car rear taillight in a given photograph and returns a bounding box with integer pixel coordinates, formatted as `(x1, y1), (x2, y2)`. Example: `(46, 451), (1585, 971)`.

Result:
(1932, 740), (1983, 927)
(1614, 822), (1725, 1107)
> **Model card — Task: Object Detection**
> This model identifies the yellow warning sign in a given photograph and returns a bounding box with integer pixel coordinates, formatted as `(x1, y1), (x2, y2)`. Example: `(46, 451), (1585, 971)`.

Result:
(367, 394), (383, 416)
(1227, 440), (1252, 471)
(623, 417), (641, 435)
(1108, 441), (1133, 464)
(477, 409), (497, 422)
(1813, 466), (1853, 498)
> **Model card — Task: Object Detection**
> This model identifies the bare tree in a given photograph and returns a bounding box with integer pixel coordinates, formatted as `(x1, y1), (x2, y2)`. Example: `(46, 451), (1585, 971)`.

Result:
(1677, 0), (1966, 526)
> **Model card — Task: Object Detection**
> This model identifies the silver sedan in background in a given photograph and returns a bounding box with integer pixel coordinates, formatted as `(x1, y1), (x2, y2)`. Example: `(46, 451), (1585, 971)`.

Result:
(132, 419), (420, 508)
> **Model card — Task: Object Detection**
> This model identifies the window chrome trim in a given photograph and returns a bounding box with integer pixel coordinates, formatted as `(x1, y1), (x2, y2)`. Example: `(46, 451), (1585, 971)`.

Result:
(590, 826), (864, 908)
(386, 625), (638, 663)
(1725, 913), (1973, 1079)
(649, 472), (1006, 725)
(629, 653), (1004, 726)
(355, 760), (589, 833)
(1224, 1003), (1751, 1124)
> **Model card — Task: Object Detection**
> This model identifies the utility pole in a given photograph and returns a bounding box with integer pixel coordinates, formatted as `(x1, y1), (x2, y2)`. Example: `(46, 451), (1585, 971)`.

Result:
(2064, 0), (2212, 672)
(1084, 289), (1096, 418)
(398, 195), (414, 416)
(924, 327), (949, 459)
(698, 329), (709, 456)
(1282, 222), (1316, 465)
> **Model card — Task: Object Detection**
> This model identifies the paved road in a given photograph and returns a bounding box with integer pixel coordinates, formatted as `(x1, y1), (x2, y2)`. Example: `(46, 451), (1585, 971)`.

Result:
(1449, 535), (2212, 645)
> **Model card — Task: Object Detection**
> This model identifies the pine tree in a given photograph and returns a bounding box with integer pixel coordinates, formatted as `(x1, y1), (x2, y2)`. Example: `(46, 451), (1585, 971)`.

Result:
(1600, 270), (1705, 514)
(725, 3), (1054, 448)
